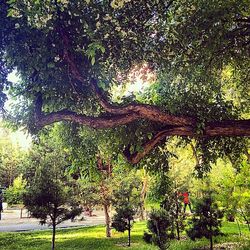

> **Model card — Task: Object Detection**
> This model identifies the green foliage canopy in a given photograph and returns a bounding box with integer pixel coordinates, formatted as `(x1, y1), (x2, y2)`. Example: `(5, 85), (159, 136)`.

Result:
(0, 0), (249, 165)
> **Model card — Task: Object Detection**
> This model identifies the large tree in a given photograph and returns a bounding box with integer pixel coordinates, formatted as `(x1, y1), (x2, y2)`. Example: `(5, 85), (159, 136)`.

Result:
(0, 0), (249, 164)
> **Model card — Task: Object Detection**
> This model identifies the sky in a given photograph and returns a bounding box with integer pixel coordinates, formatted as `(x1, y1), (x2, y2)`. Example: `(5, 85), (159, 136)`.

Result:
(10, 130), (32, 150)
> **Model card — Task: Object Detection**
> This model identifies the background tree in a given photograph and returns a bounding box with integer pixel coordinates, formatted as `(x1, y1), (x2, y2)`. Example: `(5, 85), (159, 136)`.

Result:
(148, 172), (186, 241)
(24, 156), (81, 250)
(4, 174), (26, 205)
(137, 168), (150, 220)
(53, 123), (132, 238)
(19, 126), (82, 250)
(191, 156), (250, 232)
(96, 156), (114, 237)
(187, 192), (224, 250)
(112, 173), (141, 246)
(161, 190), (185, 241)
(233, 161), (250, 231)
(77, 165), (114, 238)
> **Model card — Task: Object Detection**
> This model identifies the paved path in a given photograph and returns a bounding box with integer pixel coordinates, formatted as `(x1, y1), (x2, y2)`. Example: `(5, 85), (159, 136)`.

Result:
(0, 209), (105, 232)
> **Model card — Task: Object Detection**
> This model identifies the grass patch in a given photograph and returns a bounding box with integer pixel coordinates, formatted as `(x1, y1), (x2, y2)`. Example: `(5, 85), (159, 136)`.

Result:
(0, 221), (249, 250)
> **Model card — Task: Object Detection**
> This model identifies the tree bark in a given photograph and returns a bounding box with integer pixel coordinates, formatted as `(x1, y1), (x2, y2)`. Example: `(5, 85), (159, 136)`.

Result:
(97, 157), (112, 237)
(35, 107), (142, 129)
(103, 203), (112, 237)
(35, 94), (250, 137)
(35, 101), (250, 164)
(123, 121), (250, 164)
(91, 79), (195, 126)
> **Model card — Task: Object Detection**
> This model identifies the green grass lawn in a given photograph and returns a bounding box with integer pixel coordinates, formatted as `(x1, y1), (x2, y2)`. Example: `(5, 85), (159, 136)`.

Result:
(0, 221), (249, 250)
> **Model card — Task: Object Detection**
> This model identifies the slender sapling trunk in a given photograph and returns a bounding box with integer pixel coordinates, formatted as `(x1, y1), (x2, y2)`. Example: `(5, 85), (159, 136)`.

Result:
(139, 176), (147, 220)
(209, 224), (213, 250)
(128, 219), (131, 247)
(103, 203), (111, 237)
(176, 193), (180, 240)
(52, 220), (56, 250)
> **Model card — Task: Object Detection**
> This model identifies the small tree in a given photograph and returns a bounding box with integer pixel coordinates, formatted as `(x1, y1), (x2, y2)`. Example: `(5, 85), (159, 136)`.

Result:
(144, 208), (172, 250)
(161, 191), (185, 240)
(112, 174), (141, 246)
(77, 156), (114, 238)
(24, 164), (81, 250)
(148, 172), (185, 240)
(112, 205), (136, 246)
(187, 194), (223, 250)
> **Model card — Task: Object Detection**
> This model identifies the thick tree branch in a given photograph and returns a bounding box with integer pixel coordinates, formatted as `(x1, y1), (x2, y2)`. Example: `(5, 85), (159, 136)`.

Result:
(123, 120), (250, 164)
(35, 109), (142, 129)
(205, 120), (250, 136)
(91, 79), (195, 126)
(123, 126), (194, 164)
(34, 93), (250, 164)
(34, 92), (142, 129)
(34, 93), (250, 135)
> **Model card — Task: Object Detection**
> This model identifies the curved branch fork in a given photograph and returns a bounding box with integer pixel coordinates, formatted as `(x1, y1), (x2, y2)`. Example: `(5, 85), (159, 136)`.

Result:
(123, 121), (250, 164)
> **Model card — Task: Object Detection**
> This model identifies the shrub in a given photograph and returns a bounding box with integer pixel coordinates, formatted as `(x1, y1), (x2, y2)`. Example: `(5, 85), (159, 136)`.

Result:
(144, 208), (172, 250)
